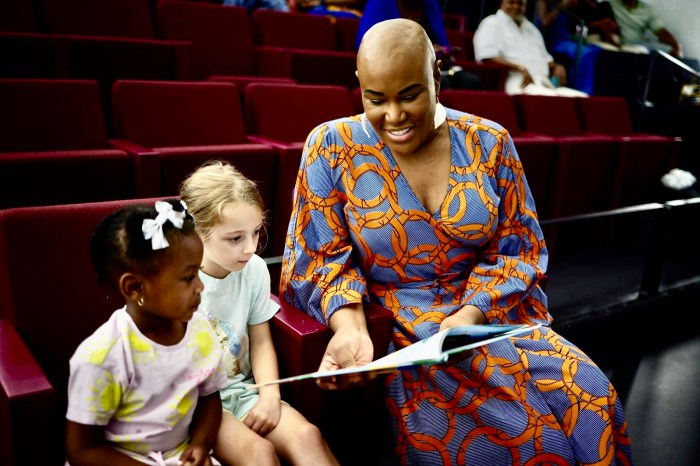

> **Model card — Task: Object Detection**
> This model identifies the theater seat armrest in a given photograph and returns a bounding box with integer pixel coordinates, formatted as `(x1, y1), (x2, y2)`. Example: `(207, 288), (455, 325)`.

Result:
(0, 319), (55, 466)
(108, 138), (159, 157)
(109, 139), (161, 197)
(165, 39), (193, 80)
(0, 319), (52, 399)
(267, 296), (394, 427)
(269, 294), (330, 377)
(246, 135), (305, 151)
(255, 46), (290, 77)
(364, 302), (394, 360)
(269, 295), (394, 373)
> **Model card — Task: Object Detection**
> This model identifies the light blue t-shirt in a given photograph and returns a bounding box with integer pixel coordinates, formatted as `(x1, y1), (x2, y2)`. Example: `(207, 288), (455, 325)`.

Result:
(198, 254), (279, 417)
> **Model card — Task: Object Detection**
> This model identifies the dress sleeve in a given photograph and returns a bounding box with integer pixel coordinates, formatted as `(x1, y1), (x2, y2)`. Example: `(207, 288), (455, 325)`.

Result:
(280, 122), (367, 326)
(461, 127), (549, 324)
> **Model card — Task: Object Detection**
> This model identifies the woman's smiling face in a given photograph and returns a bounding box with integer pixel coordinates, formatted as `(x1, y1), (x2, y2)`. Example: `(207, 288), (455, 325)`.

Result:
(357, 19), (441, 158)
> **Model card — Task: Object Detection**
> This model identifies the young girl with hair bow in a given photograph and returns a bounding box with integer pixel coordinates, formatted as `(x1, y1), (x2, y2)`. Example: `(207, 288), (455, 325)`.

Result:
(66, 199), (227, 466)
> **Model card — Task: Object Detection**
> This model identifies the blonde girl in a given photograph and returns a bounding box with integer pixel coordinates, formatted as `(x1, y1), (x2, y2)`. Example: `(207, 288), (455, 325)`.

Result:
(180, 161), (339, 466)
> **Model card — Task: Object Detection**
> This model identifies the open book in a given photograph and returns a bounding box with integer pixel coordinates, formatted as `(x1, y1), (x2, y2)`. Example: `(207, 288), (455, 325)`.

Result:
(246, 323), (541, 390)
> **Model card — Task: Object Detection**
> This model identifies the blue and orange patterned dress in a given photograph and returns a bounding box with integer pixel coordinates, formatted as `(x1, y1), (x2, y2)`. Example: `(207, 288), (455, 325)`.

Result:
(280, 107), (634, 465)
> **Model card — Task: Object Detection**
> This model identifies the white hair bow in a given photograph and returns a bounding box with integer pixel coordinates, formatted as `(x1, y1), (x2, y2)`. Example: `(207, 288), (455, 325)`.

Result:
(142, 200), (188, 250)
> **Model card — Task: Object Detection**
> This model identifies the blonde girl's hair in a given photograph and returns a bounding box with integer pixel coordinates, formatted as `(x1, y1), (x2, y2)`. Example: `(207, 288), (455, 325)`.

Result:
(179, 160), (267, 242)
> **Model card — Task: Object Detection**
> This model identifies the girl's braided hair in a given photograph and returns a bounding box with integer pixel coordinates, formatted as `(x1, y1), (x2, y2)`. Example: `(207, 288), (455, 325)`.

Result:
(89, 199), (196, 290)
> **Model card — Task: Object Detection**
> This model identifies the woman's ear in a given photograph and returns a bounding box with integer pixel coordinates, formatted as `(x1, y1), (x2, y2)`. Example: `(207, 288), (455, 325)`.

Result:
(119, 273), (143, 303)
(433, 59), (443, 95)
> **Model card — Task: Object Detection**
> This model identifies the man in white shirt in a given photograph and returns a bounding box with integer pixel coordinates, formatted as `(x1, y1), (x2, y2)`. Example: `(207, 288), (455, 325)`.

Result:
(474, 0), (588, 96)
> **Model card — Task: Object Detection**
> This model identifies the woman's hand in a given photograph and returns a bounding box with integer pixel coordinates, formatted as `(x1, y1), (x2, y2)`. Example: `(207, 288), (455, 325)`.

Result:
(317, 306), (374, 389)
(440, 305), (487, 332)
(317, 326), (375, 389)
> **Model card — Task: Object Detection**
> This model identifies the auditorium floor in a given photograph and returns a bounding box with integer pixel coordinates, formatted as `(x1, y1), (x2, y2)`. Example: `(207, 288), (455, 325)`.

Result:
(556, 290), (700, 466)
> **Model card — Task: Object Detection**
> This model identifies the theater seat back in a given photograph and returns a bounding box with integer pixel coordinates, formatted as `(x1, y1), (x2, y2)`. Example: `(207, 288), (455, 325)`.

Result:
(244, 83), (354, 143)
(0, 79), (108, 152)
(112, 80), (247, 147)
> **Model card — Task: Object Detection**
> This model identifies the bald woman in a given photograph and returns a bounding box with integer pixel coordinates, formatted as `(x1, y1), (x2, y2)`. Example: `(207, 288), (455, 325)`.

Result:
(281, 18), (634, 465)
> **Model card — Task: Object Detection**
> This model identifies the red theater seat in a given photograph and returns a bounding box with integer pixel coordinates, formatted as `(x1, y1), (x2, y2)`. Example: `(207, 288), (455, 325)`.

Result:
(207, 75), (297, 132)
(51, 34), (191, 132)
(243, 82), (355, 255)
(111, 79), (279, 254)
(252, 8), (336, 51)
(351, 86), (363, 114)
(335, 16), (360, 52)
(42, 0), (156, 38)
(0, 32), (53, 78)
(156, 0), (287, 80)
(286, 48), (359, 89)
(0, 79), (135, 208)
(268, 295), (393, 463)
(450, 59), (508, 91)
(0, 198), (160, 466)
(51, 34), (191, 84)
(514, 94), (620, 218)
(446, 29), (475, 62)
(0, 0), (37, 33)
(577, 96), (679, 206)
(244, 82), (355, 143)
(250, 7), (359, 88)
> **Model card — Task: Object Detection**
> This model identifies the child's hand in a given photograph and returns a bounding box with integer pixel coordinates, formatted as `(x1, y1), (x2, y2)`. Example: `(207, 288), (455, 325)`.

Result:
(244, 396), (281, 436)
(178, 444), (214, 466)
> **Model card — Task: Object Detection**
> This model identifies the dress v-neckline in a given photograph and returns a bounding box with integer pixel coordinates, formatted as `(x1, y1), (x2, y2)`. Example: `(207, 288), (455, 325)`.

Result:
(384, 122), (454, 218)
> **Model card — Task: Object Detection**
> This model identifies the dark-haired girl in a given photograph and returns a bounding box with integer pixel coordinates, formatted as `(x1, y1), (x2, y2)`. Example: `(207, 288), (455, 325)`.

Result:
(65, 200), (227, 466)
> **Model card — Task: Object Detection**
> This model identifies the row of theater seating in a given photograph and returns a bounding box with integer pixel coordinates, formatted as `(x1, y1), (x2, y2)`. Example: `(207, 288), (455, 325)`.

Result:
(0, 78), (680, 251)
(0, 78), (356, 257)
(439, 90), (681, 220)
(0, 0), (507, 90)
(1, 0), (471, 51)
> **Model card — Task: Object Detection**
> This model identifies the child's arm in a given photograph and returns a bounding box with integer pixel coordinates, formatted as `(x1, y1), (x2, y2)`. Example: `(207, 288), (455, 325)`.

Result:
(65, 421), (145, 466)
(178, 392), (223, 466)
(244, 321), (282, 436)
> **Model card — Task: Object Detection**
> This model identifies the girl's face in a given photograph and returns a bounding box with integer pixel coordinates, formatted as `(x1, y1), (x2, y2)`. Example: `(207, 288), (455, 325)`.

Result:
(360, 53), (440, 158)
(140, 234), (204, 323)
(201, 202), (264, 277)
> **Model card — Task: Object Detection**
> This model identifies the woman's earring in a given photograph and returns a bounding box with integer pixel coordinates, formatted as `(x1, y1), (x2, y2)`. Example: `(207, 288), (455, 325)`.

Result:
(434, 102), (446, 129)
(138, 296), (145, 307)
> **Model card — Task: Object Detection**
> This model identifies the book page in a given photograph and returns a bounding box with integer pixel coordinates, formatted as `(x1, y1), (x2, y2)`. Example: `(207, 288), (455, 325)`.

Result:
(245, 323), (541, 390)
(360, 331), (448, 370)
(441, 324), (541, 356)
